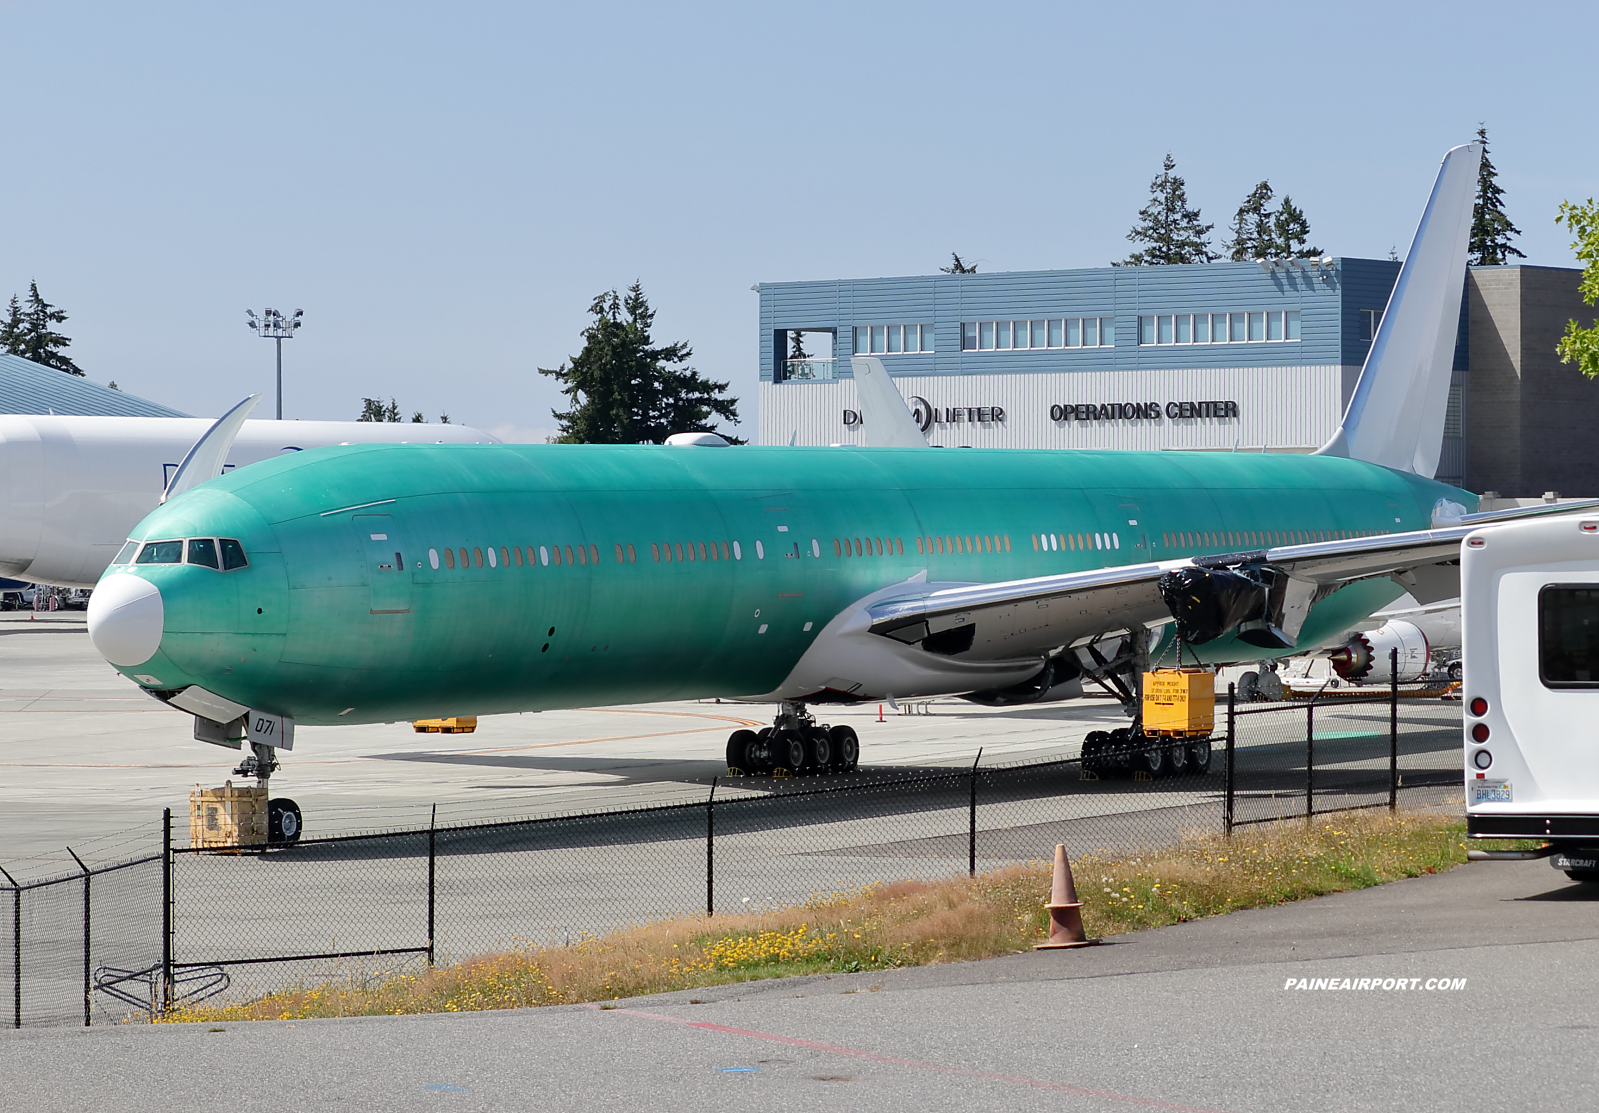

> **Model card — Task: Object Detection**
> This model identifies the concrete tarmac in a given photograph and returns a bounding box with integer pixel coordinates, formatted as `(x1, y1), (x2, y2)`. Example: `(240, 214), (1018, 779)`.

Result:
(4, 856), (1594, 1112)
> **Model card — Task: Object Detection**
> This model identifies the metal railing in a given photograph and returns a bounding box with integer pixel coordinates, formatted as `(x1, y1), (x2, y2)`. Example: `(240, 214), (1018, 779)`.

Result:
(781, 358), (836, 381)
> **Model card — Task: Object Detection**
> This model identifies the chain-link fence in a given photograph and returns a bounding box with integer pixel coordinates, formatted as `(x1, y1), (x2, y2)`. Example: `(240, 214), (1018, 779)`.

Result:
(3, 689), (1463, 1026)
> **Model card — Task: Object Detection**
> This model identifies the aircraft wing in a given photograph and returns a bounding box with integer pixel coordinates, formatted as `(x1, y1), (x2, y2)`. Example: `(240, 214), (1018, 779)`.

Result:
(866, 499), (1599, 660)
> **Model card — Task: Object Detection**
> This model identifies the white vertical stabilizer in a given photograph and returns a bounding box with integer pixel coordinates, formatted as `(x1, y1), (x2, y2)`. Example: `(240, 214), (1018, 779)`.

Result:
(1316, 143), (1482, 477)
(850, 357), (929, 448)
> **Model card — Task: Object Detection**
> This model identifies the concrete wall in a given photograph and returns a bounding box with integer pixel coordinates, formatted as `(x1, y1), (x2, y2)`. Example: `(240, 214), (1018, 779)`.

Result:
(1467, 266), (1599, 497)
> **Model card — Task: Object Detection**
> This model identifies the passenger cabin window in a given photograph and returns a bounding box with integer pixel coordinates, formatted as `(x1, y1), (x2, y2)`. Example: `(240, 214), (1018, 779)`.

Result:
(136, 540), (183, 564)
(187, 539), (220, 568)
(1540, 585), (1599, 687)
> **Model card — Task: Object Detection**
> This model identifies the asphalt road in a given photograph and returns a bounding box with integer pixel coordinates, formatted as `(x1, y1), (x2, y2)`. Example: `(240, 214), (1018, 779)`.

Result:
(3, 856), (1593, 1112)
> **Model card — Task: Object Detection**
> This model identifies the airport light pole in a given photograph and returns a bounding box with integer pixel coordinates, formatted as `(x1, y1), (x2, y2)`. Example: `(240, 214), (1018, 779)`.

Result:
(245, 308), (303, 419)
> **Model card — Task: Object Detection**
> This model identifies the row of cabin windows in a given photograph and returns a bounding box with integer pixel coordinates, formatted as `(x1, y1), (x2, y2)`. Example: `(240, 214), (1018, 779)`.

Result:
(916, 534), (1009, 555)
(1035, 532), (1120, 552)
(1162, 527), (1390, 549)
(426, 540), (757, 570)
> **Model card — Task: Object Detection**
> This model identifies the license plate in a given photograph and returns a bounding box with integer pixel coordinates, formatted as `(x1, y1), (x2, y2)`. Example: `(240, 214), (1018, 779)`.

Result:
(1471, 781), (1513, 805)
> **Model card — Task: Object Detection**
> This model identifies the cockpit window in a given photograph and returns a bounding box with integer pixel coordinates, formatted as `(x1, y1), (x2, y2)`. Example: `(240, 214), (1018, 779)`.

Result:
(187, 538), (220, 569)
(135, 540), (183, 564)
(113, 540), (139, 564)
(220, 539), (248, 570)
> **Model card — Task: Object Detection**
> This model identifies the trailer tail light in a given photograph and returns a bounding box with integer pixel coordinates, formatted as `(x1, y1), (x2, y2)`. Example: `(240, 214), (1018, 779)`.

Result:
(1471, 723), (1490, 743)
(1473, 750), (1493, 770)
(1470, 697), (1488, 716)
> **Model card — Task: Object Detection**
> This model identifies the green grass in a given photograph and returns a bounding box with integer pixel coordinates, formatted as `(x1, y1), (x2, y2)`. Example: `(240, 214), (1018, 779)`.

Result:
(162, 806), (1525, 1023)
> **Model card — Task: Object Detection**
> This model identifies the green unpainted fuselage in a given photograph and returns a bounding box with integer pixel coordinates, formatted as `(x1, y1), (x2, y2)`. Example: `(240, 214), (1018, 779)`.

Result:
(102, 444), (1473, 725)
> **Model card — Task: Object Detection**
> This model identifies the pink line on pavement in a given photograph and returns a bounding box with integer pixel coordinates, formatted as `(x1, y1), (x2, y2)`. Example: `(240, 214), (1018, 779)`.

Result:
(586, 1004), (1232, 1112)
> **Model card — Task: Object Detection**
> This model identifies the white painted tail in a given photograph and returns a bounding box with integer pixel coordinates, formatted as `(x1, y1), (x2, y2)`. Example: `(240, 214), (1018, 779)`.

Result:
(849, 357), (929, 448)
(1316, 143), (1482, 477)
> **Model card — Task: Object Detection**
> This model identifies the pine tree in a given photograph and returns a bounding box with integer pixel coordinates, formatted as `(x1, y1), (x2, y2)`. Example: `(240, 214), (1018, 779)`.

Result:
(1269, 196), (1321, 258)
(0, 281), (84, 374)
(411, 411), (425, 423)
(939, 253), (978, 274)
(1469, 125), (1524, 267)
(1224, 181), (1274, 261)
(788, 330), (809, 361)
(358, 398), (401, 422)
(540, 281), (741, 444)
(1119, 154), (1215, 266)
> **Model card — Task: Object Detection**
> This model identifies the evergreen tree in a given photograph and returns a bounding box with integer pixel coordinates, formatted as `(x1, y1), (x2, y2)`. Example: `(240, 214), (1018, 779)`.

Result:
(788, 330), (809, 360)
(1118, 154), (1215, 265)
(411, 411), (425, 423)
(1469, 125), (1525, 267)
(1269, 196), (1321, 258)
(939, 253), (978, 274)
(1224, 181), (1275, 261)
(539, 281), (741, 444)
(0, 281), (84, 375)
(359, 397), (401, 422)
(1555, 197), (1599, 379)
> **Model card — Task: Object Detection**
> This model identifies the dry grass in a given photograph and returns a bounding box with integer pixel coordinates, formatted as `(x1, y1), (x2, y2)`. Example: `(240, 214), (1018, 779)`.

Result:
(164, 806), (1507, 1023)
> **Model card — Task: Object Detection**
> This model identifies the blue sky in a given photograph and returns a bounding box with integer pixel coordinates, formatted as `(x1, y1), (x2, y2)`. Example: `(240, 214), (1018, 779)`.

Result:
(2, 1), (1594, 440)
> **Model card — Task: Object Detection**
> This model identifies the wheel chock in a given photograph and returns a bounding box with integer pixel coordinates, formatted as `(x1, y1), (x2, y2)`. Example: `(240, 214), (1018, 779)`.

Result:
(1078, 769), (1100, 781)
(1133, 770), (1153, 782)
(726, 766), (746, 777)
(772, 767), (792, 778)
(1035, 844), (1098, 950)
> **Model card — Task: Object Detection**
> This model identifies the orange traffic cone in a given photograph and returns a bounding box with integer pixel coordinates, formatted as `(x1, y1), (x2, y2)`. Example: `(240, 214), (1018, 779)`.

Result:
(1035, 844), (1097, 949)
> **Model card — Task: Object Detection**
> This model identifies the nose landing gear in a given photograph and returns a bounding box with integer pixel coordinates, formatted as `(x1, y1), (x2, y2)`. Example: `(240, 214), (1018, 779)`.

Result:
(726, 701), (860, 777)
(233, 740), (302, 846)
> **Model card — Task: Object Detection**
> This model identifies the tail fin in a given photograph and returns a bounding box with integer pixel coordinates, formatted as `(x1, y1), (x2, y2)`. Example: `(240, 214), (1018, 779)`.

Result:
(849, 357), (929, 448)
(1315, 143), (1482, 476)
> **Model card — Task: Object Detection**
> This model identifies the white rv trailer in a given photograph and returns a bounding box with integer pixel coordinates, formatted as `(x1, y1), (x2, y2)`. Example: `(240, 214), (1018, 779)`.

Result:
(1463, 513), (1599, 881)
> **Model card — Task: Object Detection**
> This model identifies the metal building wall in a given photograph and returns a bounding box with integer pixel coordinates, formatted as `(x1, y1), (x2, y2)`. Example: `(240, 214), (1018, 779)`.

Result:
(758, 364), (1351, 452)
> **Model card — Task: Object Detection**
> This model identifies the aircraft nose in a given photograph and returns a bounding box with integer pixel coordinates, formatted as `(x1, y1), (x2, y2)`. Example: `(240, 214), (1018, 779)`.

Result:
(88, 573), (165, 666)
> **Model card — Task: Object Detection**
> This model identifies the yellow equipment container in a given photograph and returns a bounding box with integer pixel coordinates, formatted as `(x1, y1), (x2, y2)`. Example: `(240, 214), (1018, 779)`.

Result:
(189, 781), (268, 849)
(412, 716), (478, 734)
(1142, 669), (1215, 736)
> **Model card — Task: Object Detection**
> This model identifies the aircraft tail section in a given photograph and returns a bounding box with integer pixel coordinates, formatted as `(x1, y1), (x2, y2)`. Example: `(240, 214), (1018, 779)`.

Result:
(850, 357), (929, 448)
(1316, 143), (1482, 478)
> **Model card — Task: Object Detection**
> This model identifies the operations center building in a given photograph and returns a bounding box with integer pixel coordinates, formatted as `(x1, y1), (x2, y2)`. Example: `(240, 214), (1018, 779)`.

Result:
(755, 259), (1599, 496)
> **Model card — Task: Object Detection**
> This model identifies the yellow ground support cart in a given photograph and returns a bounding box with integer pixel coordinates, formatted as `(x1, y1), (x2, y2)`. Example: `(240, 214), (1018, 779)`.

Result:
(412, 716), (478, 734)
(1142, 668), (1216, 736)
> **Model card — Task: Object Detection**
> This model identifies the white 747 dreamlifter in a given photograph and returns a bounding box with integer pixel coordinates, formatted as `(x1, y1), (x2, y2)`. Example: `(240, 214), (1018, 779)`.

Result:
(1463, 513), (1599, 882)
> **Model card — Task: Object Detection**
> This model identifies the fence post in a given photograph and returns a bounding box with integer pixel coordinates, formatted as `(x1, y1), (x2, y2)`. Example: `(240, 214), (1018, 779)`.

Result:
(1305, 703), (1315, 822)
(161, 809), (172, 1014)
(427, 804), (437, 969)
(1224, 684), (1236, 837)
(1390, 646), (1400, 811)
(706, 778), (717, 917)
(1, 864), (18, 1029)
(968, 748), (982, 879)
(66, 848), (89, 1027)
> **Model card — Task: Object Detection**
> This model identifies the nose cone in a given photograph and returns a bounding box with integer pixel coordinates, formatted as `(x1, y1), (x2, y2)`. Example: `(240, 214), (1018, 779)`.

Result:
(88, 573), (165, 666)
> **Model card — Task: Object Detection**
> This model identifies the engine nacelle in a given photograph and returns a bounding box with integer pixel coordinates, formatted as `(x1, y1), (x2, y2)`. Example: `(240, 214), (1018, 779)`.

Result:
(1328, 620), (1430, 683)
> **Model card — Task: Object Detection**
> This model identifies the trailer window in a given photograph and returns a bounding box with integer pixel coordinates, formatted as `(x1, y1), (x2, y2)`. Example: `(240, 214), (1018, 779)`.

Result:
(1539, 585), (1599, 687)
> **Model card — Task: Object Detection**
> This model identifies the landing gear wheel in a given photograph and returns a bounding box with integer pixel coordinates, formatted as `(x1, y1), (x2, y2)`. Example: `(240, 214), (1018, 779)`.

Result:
(1082, 731), (1110, 775)
(806, 728), (834, 773)
(1160, 745), (1187, 778)
(726, 729), (758, 771)
(268, 798), (302, 846)
(828, 725), (859, 772)
(1132, 735), (1163, 778)
(1186, 737), (1212, 774)
(780, 732), (807, 774)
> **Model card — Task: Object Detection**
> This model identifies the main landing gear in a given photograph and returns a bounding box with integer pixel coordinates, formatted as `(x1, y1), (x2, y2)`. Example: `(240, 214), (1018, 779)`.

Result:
(1081, 728), (1212, 779)
(726, 701), (860, 777)
(233, 740), (302, 846)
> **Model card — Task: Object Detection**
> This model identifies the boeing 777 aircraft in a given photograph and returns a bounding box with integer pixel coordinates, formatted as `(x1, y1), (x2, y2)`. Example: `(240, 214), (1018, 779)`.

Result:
(84, 144), (1592, 841)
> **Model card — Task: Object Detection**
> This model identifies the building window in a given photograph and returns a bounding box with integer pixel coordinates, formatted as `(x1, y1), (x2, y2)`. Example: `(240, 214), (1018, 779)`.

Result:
(1137, 310), (1300, 346)
(961, 317), (1114, 351)
(854, 324), (934, 355)
(1359, 309), (1382, 342)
